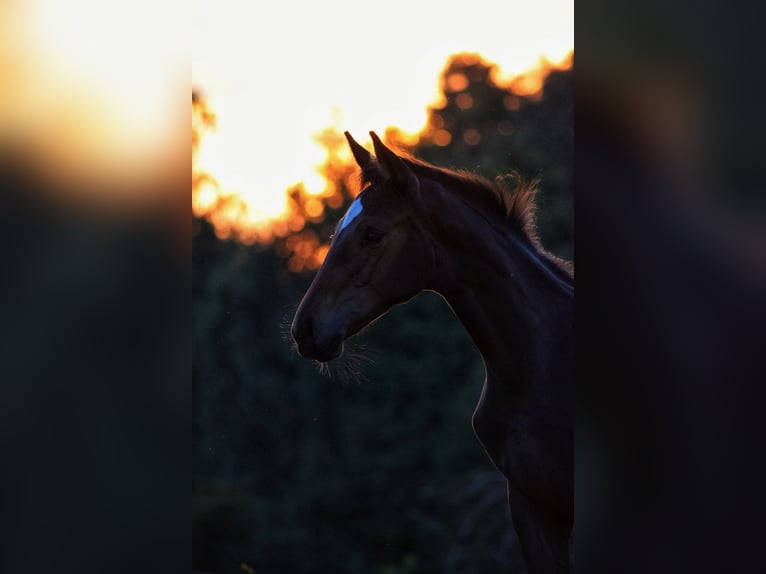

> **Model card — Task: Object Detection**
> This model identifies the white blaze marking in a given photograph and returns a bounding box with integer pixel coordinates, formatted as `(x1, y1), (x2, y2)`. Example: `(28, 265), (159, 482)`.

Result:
(338, 196), (363, 233)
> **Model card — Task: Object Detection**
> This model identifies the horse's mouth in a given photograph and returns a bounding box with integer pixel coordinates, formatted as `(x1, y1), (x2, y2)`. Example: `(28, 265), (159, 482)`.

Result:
(314, 342), (344, 363)
(294, 336), (345, 363)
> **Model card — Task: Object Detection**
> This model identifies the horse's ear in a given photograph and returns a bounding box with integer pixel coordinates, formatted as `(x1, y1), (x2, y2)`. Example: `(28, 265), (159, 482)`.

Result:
(344, 131), (373, 169)
(369, 131), (419, 199)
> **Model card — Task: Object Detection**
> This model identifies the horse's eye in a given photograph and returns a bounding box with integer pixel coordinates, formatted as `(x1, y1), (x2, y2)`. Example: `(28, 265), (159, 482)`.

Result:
(362, 228), (385, 247)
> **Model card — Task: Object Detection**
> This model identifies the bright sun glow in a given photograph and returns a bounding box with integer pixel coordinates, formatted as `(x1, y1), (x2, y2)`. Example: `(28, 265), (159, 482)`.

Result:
(0, 0), (187, 198)
(193, 0), (573, 225)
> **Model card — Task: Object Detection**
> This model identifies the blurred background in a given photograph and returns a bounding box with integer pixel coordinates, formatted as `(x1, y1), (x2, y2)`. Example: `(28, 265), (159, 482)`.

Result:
(192, 3), (573, 571)
(1, 1), (189, 573)
(576, 3), (766, 574)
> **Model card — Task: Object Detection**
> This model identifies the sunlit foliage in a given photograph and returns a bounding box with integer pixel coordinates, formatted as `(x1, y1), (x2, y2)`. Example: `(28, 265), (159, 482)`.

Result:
(192, 52), (573, 271)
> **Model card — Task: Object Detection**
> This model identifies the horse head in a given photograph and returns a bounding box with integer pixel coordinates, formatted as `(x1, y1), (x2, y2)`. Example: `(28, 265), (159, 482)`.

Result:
(291, 131), (435, 362)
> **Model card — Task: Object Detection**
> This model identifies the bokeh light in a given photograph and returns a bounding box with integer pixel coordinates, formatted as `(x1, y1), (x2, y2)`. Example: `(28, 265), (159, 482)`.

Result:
(0, 0), (188, 204)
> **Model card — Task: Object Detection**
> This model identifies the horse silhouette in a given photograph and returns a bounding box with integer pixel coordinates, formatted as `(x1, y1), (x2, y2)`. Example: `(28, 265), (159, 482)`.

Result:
(292, 131), (573, 573)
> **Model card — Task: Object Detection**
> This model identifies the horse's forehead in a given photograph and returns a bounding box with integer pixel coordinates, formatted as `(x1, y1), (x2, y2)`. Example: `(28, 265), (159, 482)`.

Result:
(338, 194), (364, 234)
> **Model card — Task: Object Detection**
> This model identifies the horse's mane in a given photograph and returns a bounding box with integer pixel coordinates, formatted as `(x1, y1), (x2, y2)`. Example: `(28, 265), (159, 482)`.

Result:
(360, 153), (573, 277)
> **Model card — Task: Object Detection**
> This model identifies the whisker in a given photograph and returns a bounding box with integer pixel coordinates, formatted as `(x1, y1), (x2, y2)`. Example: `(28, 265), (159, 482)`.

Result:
(280, 304), (300, 343)
(314, 340), (374, 385)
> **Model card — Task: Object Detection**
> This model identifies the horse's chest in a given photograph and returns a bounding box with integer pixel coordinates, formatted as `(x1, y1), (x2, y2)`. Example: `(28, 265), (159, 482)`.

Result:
(472, 392), (538, 476)
(472, 381), (571, 511)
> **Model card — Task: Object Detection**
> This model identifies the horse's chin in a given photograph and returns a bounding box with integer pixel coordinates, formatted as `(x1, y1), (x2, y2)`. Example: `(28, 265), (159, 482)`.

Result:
(316, 341), (344, 364)
(295, 338), (344, 363)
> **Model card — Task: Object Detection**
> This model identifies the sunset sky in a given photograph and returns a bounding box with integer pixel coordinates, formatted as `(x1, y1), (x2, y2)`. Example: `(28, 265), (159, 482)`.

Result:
(192, 0), (573, 227)
(1, 0), (187, 200)
(0, 0), (571, 222)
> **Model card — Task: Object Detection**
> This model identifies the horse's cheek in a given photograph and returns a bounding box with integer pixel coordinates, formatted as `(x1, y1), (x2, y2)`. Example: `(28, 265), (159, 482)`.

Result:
(382, 236), (420, 295)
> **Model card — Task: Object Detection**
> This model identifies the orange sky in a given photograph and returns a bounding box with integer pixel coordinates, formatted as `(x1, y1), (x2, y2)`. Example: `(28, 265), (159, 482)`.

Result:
(0, 0), (188, 205)
(0, 0), (572, 226)
(192, 0), (573, 232)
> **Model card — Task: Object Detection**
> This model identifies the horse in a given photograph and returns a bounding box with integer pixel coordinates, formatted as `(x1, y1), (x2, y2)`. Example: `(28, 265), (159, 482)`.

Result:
(291, 131), (574, 574)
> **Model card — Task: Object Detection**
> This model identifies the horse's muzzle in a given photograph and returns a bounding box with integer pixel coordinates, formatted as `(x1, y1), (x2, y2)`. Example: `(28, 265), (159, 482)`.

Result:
(291, 314), (345, 362)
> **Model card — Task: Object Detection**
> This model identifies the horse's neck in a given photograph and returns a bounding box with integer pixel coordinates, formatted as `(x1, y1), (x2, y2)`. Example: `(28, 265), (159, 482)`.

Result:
(426, 193), (573, 397)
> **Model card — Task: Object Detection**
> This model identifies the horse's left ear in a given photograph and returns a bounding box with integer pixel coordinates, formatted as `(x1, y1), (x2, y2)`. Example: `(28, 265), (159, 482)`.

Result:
(369, 131), (420, 200)
(344, 131), (373, 169)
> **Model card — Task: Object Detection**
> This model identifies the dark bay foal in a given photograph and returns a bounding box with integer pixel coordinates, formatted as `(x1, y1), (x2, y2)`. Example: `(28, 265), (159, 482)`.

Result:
(292, 132), (573, 574)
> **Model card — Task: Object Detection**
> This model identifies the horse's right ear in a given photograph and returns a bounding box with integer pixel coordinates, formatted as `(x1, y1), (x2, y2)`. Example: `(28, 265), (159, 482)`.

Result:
(344, 131), (373, 170)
